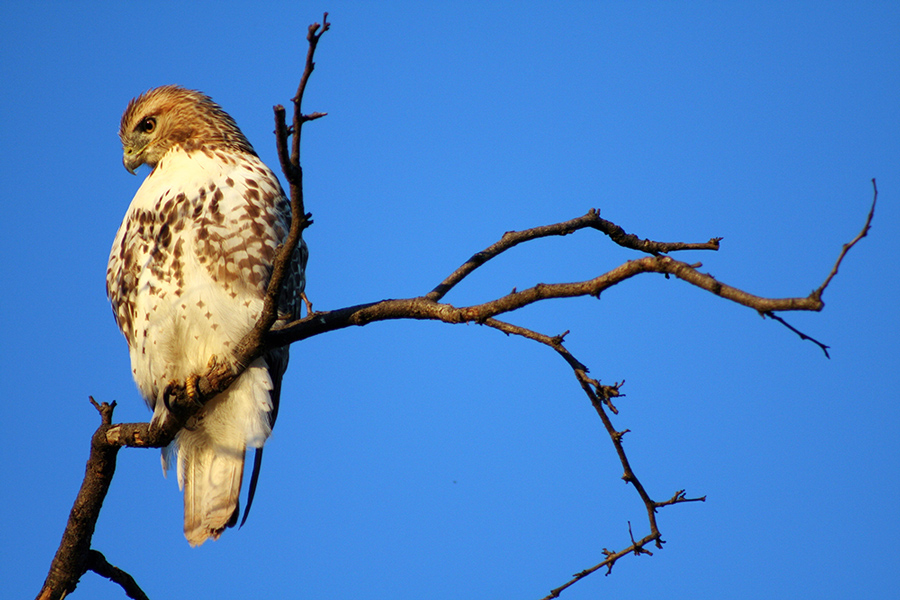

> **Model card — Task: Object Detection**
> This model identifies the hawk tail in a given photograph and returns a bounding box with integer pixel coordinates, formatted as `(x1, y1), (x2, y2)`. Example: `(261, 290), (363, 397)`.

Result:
(174, 358), (276, 546)
(180, 437), (244, 547)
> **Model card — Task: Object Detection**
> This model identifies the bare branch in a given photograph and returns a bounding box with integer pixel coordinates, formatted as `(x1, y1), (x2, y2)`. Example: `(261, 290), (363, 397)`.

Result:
(763, 312), (832, 358)
(654, 489), (707, 509)
(816, 178), (877, 297)
(269, 251), (827, 352)
(481, 318), (590, 373)
(427, 209), (721, 302)
(540, 530), (662, 599)
(84, 193), (849, 599)
(84, 550), (149, 600)
(273, 105), (295, 183)
(291, 13), (330, 171)
(37, 400), (121, 600)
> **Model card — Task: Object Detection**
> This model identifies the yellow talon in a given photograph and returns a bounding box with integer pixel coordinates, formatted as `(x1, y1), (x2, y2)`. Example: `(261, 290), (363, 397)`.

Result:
(186, 373), (200, 404)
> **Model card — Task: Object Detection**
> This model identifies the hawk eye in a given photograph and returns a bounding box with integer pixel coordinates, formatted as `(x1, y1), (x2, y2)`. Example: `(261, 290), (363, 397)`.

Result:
(137, 117), (156, 133)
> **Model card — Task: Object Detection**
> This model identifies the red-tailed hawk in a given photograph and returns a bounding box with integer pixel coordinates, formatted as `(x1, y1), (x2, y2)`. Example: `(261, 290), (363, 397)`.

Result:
(107, 85), (306, 546)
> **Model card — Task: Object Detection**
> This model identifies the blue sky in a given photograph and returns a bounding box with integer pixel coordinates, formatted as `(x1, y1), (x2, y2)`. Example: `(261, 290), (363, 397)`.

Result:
(2, 2), (898, 599)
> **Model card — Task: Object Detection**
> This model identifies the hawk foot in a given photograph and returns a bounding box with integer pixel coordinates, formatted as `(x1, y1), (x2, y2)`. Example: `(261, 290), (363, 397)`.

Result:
(301, 291), (314, 316)
(181, 374), (205, 431)
(185, 373), (201, 405)
(160, 377), (204, 429)
(161, 379), (180, 413)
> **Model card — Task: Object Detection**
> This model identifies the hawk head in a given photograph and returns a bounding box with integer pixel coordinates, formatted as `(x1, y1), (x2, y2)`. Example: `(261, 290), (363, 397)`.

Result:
(119, 85), (256, 174)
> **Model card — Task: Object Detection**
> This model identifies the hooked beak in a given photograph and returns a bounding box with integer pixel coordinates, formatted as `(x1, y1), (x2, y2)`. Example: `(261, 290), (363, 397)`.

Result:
(123, 147), (140, 175)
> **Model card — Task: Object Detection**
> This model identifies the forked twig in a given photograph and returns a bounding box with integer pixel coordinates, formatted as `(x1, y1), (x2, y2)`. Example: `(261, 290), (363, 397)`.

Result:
(427, 209), (721, 302)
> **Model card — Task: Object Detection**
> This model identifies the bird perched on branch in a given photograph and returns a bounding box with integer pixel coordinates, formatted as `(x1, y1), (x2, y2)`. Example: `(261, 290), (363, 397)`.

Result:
(107, 85), (307, 546)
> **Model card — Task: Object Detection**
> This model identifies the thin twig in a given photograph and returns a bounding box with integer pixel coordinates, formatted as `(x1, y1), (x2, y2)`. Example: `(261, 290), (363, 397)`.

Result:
(481, 312), (706, 598)
(540, 531), (661, 599)
(654, 489), (707, 508)
(816, 178), (877, 297)
(291, 13), (330, 174)
(764, 312), (832, 358)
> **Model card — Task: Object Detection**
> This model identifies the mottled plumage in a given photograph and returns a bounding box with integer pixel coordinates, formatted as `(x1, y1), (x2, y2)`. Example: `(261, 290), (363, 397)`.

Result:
(107, 85), (306, 546)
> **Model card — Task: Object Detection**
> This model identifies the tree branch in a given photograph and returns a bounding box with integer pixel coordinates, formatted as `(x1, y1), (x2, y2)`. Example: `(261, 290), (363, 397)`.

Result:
(426, 208), (721, 302)
(84, 550), (149, 600)
(267, 249), (826, 351)
(37, 400), (120, 600)
(816, 178), (877, 298)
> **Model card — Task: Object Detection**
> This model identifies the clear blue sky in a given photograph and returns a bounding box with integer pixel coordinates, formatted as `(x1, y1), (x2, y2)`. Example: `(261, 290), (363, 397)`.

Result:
(2, 3), (898, 599)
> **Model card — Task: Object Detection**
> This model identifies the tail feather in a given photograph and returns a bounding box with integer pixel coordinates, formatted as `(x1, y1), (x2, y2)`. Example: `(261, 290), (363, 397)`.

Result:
(239, 447), (264, 528)
(181, 440), (245, 547)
